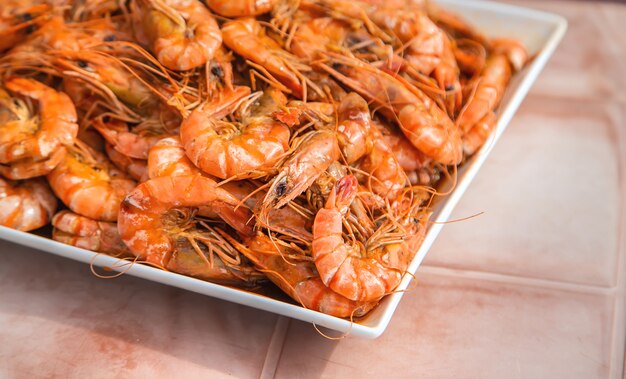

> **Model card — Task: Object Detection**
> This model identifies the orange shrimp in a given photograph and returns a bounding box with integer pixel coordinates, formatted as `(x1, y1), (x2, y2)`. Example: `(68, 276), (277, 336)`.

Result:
(53, 49), (162, 116)
(0, 148), (66, 181)
(457, 54), (511, 134)
(490, 38), (529, 73)
(462, 111), (496, 156)
(433, 33), (462, 115)
(356, 125), (407, 200)
(262, 130), (340, 212)
(147, 136), (200, 179)
(70, 0), (124, 21)
(227, 233), (377, 318)
(93, 118), (165, 160)
(52, 210), (131, 257)
(0, 177), (57, 231)
(105, 143), (148, 182)
(0, 3), (50, 53)
(290, 17), (351, 62)
(312, 0), (459, 106)
(205, 0), (276, 17)
(219, 179), (313, 242)
(321, 54), (462, 165)
(312, 175), (427, 302)
(47, 144), (137, 222)
(222, 17), (303, 97)
(0, 77), (78, 166)
(8, 16), (125, 54)
(181, 88), (290, 179)
(452, 39), (487, 79)
(117, 175), (262, 285)
(132, 0), (222, 71)
(335, 92), (374, 164)
(146, 136), (256, 237)
(375, 120), (439, 186)
(299, 92), (405, 199)
(315, 0), (444, 74)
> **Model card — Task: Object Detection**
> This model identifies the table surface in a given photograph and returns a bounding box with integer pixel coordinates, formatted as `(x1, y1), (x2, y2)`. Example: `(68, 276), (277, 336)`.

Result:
(2, 1), (626, 378)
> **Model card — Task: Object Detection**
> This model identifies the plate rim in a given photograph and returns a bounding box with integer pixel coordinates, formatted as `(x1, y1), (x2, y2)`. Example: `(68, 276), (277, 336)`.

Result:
(0, 0), (568, 339)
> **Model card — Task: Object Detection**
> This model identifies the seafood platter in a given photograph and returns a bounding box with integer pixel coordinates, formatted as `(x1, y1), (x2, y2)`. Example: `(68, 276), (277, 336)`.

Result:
(0, 0), (566, 337)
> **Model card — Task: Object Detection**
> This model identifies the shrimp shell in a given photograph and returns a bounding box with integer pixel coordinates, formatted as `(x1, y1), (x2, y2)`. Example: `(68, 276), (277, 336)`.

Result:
(0, 177), (57, 231)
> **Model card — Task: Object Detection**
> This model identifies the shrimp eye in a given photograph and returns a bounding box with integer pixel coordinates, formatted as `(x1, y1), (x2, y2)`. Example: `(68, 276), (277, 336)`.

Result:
(77, 60), (88, 69)
(211, 65), (223, 79)
(331, 63), (343, 71)
(275, 180), (288, 197)
(104, 35), (116, 42)
(445, 84), (455, 91)
(18, 13), (33, 22)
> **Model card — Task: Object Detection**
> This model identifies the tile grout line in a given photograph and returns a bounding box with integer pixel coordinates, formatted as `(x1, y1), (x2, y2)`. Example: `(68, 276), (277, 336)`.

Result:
(259, 317), (290, 379)
(607, 102), (626, 379)
(418, 265), (616, 295)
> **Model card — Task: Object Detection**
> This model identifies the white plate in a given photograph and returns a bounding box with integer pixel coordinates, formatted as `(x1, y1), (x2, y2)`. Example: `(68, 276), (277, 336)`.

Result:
(0, 0), (567, 338)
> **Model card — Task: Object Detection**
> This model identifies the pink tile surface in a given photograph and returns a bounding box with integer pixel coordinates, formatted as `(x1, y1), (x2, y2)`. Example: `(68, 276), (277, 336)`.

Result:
(274, 271), (614, 379)
(0, 242), (280, 378)
(423, 97), (623, 286)
(595, 2), (626, 55)
(504, 0), (626, 103)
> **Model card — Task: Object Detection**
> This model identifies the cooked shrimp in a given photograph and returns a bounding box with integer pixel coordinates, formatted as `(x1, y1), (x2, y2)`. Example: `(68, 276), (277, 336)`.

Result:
(315, 0), (444, 74)
(457, 54), (511, 134)
(433, 34), (462, 115)
(7, 16), (124, 54)
(290, 17), (350, 62)
(52, 210), (131, 257)
(181, 88), (291, 179)
(356, 125), (407, 200)
(105, 143), (148, 182)
(47, 144), (137, 222)
(93, 118), (165, 160)
(312, 175), (426, 301)
(335, 92), (374, 164)
(297, 92), (405, 199)
(375, 120), (439, 186)
(0, 148), (66, 180)
(117, 175), (261, 285)
(222, 17), (303, 97)
(206, 0), (276, 17)
(146, 136), (255, 236)
(132, 0), (222, 71)
(227, 233), (376, 317)
(220, 179), (313, 242)
(490, 38), (529, 72)
(321, 54), (462, 165)
(147, 136), (200, 179)
(262, 130), (340, 212)
(204, 47), (236, 98)
(0, 3), (50, 53)
(0, 177), (57, 231)
(53, 49), (162, 116)
(453, 38), (487, 79)
(0, 77), (78, 164)
(70, 0), (123, 21)
(462, 111), (496, 156)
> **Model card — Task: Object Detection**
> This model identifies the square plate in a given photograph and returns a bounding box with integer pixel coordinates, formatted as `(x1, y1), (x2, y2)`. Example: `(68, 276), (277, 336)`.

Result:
(0, 0), (567, 338)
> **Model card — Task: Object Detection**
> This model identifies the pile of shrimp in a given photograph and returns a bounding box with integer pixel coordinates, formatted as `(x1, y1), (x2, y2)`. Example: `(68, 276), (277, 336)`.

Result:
(0, 0), (528, 318)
